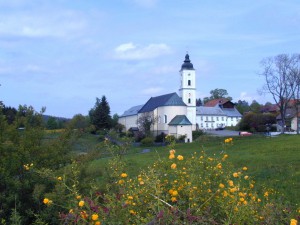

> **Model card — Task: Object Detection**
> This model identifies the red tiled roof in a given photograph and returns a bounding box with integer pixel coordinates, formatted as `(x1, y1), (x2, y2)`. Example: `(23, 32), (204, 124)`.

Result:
(204, 98), (230, 107)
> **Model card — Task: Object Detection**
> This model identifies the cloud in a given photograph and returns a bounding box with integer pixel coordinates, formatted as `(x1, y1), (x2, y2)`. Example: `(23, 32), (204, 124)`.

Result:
(114, 43), (171, 60)
(239, 92), (254, 102)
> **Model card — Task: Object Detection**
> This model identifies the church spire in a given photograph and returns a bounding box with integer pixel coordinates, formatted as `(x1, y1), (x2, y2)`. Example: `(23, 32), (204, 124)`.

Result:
(181, 53), (194, 70)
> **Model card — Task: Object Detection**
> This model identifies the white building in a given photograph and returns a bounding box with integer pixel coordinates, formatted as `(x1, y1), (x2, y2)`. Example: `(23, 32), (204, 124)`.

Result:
(119, 54), (242, 142)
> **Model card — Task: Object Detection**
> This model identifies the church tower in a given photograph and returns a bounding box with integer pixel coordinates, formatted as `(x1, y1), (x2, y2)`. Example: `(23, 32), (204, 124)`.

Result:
(179, 53), (196, 130)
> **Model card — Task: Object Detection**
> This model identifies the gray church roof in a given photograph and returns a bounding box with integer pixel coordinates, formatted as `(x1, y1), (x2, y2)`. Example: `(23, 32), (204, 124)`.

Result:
(139, 92), (186, 113)
(196, 106), (226, 116)
(120, 104), (144, 117)
(169, 115), (192, 125)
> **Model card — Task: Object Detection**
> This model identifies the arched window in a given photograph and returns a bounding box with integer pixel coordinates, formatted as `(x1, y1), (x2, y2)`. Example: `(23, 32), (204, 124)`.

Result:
(188, 80), (191, 86)
(164, 115), (167, 123)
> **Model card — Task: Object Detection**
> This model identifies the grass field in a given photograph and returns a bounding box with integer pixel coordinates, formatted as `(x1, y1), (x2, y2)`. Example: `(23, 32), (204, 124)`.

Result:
(82, 134), (299, 208)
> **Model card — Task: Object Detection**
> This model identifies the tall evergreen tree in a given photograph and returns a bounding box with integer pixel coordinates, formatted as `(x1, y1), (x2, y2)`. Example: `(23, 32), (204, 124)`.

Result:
(89, 95), (112, 131)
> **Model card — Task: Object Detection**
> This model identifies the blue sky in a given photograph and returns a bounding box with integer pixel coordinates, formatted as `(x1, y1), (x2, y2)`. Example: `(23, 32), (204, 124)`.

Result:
(1, 0), (300, 118)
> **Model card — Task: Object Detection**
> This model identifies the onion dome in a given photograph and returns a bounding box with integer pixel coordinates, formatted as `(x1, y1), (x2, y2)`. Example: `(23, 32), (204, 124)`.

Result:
(181, 53), (194, 70)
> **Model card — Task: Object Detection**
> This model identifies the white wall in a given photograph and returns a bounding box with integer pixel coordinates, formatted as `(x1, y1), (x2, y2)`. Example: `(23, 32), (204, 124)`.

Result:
(118, 115), (138, 131)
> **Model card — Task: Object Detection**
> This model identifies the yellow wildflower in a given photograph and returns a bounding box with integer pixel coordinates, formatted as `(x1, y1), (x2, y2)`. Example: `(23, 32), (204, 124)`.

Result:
(169, 149), (176, 155)
(171, 197), (177, 202)
(171, 190), (178, 197)
(264, 192), (269, 197)
(118, 179), (124, 185)
(76, 195), (81, 199)
(177, 155), (184, 160)
(91, 214), (99, 221)
(290, 219), (298, 225)
(219, 183), (225, 189)
(129, 210), (136, 215)
(78, 200), (85, 207)
(228, 180), (234, 187)
(80, 211), (88, 219)
(171, 163), (177, 169)
(120, 173), (128, 178)
(57, 176), (62, 181)
(43, 198), (50, 204)
(233, 172), (239, 178)
(95, 221), (101, 225)
(244, 175), (249, 180)
(242, 167), (248, 171)
(169, 154), (175, 159)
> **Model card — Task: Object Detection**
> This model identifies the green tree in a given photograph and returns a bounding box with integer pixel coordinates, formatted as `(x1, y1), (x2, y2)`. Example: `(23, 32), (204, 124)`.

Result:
(137, 112), (157, 137)
(235, 100), (250, 115)
(89, 96), (112, 131)
(67, 114), (90, 130)
(196, 98), (203, 106)
(46, 116), (58, 129)
(238, 112), (276, 132)
(203, 88), (232, 104)
(250, 100), (262, 113)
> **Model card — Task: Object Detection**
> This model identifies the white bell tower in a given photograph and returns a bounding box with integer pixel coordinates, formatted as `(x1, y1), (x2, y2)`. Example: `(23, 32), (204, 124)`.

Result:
(179, 53), (196, 130)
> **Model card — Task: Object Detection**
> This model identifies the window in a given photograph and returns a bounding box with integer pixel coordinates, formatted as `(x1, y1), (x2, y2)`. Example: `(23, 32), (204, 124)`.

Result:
(188, 98), (191, 104)
(216, 117), (219, 121)
(206, 123), (208, 128)
(164, 115), (167, 123)
(201, 116), (203, 121)
(201, 123), (203, 128)
(222, 117), (224, 121)
(206, 116), (208, 121)
(211, 116), (213, 121)
(231, 117), (233, 121)
(188, 80), (191, 86)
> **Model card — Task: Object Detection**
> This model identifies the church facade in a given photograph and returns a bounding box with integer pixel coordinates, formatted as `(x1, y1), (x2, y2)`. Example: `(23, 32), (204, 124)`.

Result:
(119, 54), (242, 142)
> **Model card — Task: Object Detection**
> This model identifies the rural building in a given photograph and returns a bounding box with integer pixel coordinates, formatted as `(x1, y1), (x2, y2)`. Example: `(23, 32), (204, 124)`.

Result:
(119, 54), (242, 142)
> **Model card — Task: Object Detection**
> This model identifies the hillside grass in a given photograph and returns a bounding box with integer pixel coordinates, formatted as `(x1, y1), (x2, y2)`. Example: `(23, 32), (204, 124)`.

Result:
(83, 134), (300, 207)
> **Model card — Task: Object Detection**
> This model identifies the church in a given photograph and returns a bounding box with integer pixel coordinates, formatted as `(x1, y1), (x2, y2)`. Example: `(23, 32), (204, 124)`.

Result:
(118, 54), (242, 142)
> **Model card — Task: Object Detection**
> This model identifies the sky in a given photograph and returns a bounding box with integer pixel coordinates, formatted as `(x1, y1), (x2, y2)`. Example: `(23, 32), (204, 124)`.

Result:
(1, 0), (300, 118)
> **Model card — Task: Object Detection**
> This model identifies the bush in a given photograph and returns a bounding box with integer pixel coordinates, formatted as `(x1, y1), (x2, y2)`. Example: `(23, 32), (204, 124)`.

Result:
(155, 132), (166, 142)
(43, 142), (297, 225)
(192, 130), (205, 140)
(140, 137), (154, 146)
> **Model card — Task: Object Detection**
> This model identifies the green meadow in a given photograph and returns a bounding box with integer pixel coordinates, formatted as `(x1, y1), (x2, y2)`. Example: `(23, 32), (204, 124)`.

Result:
(84, 134), (300, 207)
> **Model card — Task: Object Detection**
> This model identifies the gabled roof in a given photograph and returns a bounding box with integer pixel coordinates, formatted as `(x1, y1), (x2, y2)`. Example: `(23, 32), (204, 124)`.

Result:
(205, 98), (230, 107)
(196, 106), (226, 116)
(222, 108), (242, 117)
(169, 115), (192, 125)
(120, 104), (144, 117)
(139, 92), (186, 113)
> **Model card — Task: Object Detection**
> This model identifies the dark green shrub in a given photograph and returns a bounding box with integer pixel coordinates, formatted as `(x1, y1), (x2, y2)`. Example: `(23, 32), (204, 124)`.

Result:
(192, 130), (205, 140)
(140, 137), (154, 146)
(155, 132), (166, 142)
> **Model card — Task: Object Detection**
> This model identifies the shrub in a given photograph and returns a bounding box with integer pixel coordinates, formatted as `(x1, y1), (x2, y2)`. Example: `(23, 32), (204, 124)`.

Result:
(192, 130), (205, 140)
(140, 137), (154, 146)
(155, 132), (166, 142)
(43, 142), (297, 225)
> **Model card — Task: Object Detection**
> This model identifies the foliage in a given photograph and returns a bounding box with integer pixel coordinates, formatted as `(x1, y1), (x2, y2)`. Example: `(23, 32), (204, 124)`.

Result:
(0, 105), (76, 224)
(42, 140), (298, 225)
(67, 114), (90, 131)
(235, 100), (251, 115)
(89, 96), (112, 132)
(192, 130), (205, 140)
(238, 112), (276, 132)
(203, 88), (232, 104)
(155, 132), (166, 142)
(137, 112), (157, 137)
(140, 137), (154, 146)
